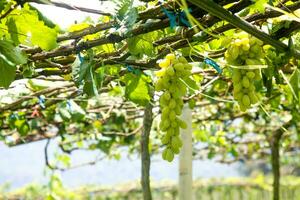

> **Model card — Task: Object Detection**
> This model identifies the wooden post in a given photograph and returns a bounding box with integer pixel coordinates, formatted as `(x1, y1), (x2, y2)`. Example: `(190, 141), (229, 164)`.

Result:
(179, 104), (193, 200)
(141, 103), (153, 200)
(270, 132), (282, 200)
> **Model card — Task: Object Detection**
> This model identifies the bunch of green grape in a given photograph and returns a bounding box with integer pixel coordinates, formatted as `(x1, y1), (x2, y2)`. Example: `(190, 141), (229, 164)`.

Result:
(225, 33), (264, 111)
(154, 53), (192, 162)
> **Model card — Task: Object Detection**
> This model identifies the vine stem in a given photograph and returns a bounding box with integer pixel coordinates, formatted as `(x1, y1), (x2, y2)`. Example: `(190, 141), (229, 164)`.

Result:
(141, 98), (154, 200)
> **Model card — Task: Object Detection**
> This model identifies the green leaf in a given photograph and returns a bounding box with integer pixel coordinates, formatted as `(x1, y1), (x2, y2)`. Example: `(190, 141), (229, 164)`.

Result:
(15, 119), (30, 136)
(127, 32), (158, 57)
(72, 57), (90, 85)
(0, 39), (27, 88)
(57, 101), (86, 122)
(0, 54), (16, 88)
(0, 40), (27, 64)
(0, 0), (7, 13)
(68, 100), (86, 122)
(122, 73), (151, 106)
(250, 0), (267, 13)
(289, 69), (300, 101)
(7, 4), (57, 50)
(28, 4), (58, 29)
(128, 36), (153, 56)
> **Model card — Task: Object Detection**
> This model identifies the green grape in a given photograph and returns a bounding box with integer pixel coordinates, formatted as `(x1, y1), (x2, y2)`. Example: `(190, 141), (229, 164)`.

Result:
(163, 148), (174, 162)
(169, 99), (176, 109)
(155, 69), (165, 77)
(172, 146), (180, 154)
(246, 71), (255, 79)
(162, 91), (171, 101)
(234, 83), (243, 93)
(166, 53), (176, 61)
(159, 96), (168, 107)
(159, 59), (171, 68)
(174, 63), (185, 72)
(184, 63), (193, 70)
(155, 79), (164, 91)
(231, 45), (240, 60)
(162, 148), (168, 160)
(249, 92), (259, 104)
(178, 56), (188, 64)
(166, 66), (175, 76)
(226, 32), (264, 111)
(178, 119), (187, 129)
(175, 105), (182, 115)
(163, 119), (171, 129)
(242, 95), (251, 107)
(155, 54), (192, 161)
(166, 128), (174, 136)
(242, 76), (250, 88)
(232, 69), (241, 82)
(234, 92), (243, 100)
(171, 136), (183, 149)
(171, 121), (178, 128)
(161, 134), (170, 145)
(162, 107), (170, 116)
(169, 110), (176, 121)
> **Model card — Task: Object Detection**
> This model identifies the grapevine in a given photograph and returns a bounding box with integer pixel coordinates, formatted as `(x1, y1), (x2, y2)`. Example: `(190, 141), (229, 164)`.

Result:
(225, 33), (264, 111)
(154, 54), (192, 162)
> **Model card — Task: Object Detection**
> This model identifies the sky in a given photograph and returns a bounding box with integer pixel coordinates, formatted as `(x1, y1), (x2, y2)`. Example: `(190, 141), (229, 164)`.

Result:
(31, 0), (115, 29)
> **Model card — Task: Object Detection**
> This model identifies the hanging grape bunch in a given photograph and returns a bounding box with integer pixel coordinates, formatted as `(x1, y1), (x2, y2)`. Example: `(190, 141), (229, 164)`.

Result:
(154, 53), (192, 162)
(225, 33), (264, 111)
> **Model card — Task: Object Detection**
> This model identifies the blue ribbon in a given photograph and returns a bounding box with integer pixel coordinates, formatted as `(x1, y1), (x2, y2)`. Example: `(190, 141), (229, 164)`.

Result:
(204, 58), (222, 74)
(126, 64), (141, 75)
(38, 96), (46, 109)
(9, 113), (18, 120)
(77, 52), (84, 63)
(66, 100), (73, 113)
(161, 7), (191, 29)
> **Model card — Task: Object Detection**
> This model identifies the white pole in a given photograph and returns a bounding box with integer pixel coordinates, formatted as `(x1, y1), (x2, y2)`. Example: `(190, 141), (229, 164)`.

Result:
(179, 104), (193, 200)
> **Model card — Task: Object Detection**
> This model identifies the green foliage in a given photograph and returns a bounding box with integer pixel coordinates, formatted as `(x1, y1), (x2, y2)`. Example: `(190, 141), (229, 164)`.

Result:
(6, 4), (57, 50)
(122, 73), (151, 106)
(72, 52), (104, 96)
(4, 177), (300, 200)
(0, 39), (27, 88)
(57, 100), (86, 122)
(113, 0), (138, 32)
(289, 69), (300, 102)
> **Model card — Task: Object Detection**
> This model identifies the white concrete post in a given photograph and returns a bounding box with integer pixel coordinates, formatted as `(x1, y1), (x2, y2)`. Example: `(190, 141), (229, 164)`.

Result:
(179, 104), (193, 200)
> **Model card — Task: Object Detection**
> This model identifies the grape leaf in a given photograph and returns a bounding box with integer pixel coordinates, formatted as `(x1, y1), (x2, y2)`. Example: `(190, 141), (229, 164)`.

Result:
(122, 73), (151, 106)
(289, 69), (300, 101)
(0, 40), (27, 64)
(0, 0), (7, 12)
(0, 39), (27, 88)
(7, 4), (57, 50)
(127, 32), (158, 56)
(0, 54), (16, 88)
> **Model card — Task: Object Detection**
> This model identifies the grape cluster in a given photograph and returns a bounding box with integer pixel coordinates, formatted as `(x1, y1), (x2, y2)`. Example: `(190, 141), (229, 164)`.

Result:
(154, 53), (192, 162)
(225, 33), (264, 111)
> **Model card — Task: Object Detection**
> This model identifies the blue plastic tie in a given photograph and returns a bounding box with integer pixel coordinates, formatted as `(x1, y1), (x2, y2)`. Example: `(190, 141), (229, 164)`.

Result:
(9, 113), (18, 120)
(204, 58), (222, 74)
(162, 7), (191, 29)
(179, 10), (191, 27)
(38, 96), (46, 109)
(126, 64), (141, 75)
(66, 100), (73, 113)
(78, 52), (84, 63)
